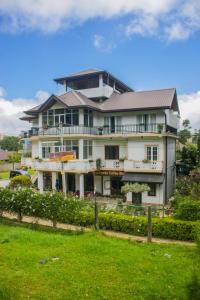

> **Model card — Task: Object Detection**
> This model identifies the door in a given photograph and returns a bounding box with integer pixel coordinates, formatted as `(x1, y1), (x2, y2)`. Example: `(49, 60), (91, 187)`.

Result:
(132, 192), (142, 205)
(111, 177), (122, 195)
(67, 173), (76, 192)
(110, 116), (115, 133)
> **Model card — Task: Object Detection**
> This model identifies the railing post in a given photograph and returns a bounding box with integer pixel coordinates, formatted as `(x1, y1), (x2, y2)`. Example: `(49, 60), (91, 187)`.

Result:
(94, 193), (99, 230)
(147, 206), (152, 243)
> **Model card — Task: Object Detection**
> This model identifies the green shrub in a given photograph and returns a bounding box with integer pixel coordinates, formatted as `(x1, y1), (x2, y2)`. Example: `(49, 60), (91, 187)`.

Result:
(0, 188), (199, 241)
(174, 200), (200, 221)
(10, 175), (32, 188)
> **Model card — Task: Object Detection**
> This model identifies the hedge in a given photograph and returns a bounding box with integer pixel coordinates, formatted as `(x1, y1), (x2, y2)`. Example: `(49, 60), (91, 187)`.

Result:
(0, 187), (199, 241)
(72, 211), (199, 241)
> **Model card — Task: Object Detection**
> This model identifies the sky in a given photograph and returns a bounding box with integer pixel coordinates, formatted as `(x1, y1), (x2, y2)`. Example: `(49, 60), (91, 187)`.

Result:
(0, 0), (200, 135)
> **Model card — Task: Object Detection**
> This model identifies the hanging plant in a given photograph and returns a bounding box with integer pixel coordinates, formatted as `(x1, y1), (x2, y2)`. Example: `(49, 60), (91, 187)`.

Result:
(121, 183), (150, 194)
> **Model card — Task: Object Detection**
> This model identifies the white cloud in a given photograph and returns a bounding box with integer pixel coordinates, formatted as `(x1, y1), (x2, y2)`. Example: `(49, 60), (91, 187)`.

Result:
(0, 0), (199, 43)
(0, 87), (49, 135)
(179, 91), (200, 129)
(93, 34), (115, 52)
(0, 87), (6, 97)
(125, 14), (158, 37)
(165, 22), (191, 41)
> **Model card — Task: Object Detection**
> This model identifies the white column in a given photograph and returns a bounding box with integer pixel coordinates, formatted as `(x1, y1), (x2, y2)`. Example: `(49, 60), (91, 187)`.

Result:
(79, 108), (84, 126)
(99, 74), (103, 87)
(52, 172), (57, 191)
(79, 174), (84, 198)
(62, 173), (66, 194)
(38, 171), (43, 193)
(38, 113), (42, 127)
(79, 139), (84, 160)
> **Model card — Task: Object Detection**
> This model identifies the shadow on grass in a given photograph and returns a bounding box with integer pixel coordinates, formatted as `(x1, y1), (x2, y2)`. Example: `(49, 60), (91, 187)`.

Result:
(0, 217), (85, 237)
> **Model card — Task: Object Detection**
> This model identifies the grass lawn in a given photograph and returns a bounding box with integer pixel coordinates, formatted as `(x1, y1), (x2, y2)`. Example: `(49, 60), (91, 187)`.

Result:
(0, 218), (198, 300)
(0, 171), (9, 180)
(0, 168), (36, 180)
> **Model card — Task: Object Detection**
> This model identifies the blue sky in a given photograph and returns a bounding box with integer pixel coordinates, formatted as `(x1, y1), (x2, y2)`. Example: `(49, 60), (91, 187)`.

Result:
(0, 0), (200, 134)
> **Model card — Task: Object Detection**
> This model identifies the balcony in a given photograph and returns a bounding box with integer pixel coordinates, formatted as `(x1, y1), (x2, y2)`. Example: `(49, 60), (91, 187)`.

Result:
(32, 160), (96, 173)
(124, 160), (163, 172)
(28, 123), (166, 137)
(22, 158), (163, 173)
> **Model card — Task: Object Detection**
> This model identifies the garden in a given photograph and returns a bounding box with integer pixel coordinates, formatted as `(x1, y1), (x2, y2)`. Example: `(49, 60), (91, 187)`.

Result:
(0, 217), (200, 300)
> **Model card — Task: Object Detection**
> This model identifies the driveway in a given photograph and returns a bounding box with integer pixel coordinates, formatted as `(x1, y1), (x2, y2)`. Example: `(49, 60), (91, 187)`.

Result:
(0, 179), (10, 188)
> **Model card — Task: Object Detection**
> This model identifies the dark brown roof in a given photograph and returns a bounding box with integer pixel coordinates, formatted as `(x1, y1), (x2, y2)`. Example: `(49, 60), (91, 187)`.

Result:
(122, 173), (164, 183)
(100, 88), (177, 112)
(0, 151), (9, 161)
(22, 88), (178, 118)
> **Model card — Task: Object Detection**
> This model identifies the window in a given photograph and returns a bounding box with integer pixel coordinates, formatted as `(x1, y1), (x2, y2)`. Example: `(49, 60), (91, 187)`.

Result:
(83, 140), (93, 159)
(42, 108), (79, 127)
(137, 114), (156, 132)
(148, 184), (156, 196)
(63, 140), (79, 159)
(65, 109), (79, 126)
(146, 146), (158, 161)
(104, 116), (122, 133)
(105, 146), (119, 160)
(41, 141), (61, 158)
(84, 109), (93, 127)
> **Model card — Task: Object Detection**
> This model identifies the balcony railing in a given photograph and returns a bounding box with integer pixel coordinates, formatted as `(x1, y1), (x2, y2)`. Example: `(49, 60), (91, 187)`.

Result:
(124, 160), (163, 172)
(32, 160), (96, 173)
(100, 160), (124, 170)
(29, 159), (163, 173)
(27, 123), (166, 137)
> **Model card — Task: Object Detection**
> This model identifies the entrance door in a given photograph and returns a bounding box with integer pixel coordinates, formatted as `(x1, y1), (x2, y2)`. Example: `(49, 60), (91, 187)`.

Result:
(67, 174), (76, 192)
(132, 192), (142, 205)
(111, 177), (122, 195)
(84, 173), (94, 192)
(110, 116), (115, 133)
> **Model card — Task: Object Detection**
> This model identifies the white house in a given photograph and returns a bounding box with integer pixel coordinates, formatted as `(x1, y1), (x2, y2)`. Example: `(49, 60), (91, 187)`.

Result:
(20, 68), (179, 205)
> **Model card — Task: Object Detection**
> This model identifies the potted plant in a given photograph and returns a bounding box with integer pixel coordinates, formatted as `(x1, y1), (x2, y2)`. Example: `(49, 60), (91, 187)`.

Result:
(96, 158), (102, 170)
(157, 123), (164, 133)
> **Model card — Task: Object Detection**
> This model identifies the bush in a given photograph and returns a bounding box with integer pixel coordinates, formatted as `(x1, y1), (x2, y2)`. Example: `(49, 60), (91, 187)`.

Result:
(0, 188), (199, 241)
(10, 175), (32, 188)
(174, 200), (200, 221)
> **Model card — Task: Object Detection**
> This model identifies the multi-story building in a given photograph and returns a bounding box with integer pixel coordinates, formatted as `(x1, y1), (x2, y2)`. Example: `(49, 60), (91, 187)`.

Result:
(20, 69), (179, 205)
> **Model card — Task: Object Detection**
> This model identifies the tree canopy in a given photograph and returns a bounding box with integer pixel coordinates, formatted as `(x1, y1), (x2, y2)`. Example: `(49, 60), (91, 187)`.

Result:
(0, 136), (21, 151)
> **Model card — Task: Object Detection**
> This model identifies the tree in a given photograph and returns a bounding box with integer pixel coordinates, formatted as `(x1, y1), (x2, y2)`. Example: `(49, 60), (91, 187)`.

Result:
(178, 119), (191, 144)
(8, 152), (21, 170)
(181, 143), (198, 171)
(121, 183), (150, 194)
(0, 136), (21, 151)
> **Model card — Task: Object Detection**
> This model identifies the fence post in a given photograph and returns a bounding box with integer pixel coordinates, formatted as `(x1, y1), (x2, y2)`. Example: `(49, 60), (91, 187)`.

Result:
(147, 206), (152, 243)
(94, 194), (99, 230)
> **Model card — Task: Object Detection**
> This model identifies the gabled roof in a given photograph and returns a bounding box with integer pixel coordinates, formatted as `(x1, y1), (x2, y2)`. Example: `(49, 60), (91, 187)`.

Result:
(100, 88), (179, 112)
(22, 87), (179, 117)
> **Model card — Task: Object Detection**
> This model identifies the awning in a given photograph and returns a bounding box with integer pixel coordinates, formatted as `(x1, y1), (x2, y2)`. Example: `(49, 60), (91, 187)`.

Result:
(122, 173), (164, 184)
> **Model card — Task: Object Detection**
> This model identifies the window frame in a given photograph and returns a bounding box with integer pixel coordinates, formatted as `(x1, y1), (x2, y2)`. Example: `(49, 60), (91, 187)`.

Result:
(148, 183), (157, 197)
(105, 145), (119, 160)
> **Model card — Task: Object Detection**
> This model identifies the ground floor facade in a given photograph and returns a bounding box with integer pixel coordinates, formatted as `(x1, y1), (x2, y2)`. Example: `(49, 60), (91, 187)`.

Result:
(37, 170), (165, 205)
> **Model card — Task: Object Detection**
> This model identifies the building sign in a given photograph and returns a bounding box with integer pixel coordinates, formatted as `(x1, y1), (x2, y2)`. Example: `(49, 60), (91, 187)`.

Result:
(49, 151), (76, 162)
(95, 170), (124, 176)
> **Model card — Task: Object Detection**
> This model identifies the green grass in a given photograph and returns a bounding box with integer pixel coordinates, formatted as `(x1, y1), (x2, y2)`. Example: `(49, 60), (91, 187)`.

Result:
(0, 169), (36, 180)
(0, 218), (198, 300)
(0, 171), (9, 180)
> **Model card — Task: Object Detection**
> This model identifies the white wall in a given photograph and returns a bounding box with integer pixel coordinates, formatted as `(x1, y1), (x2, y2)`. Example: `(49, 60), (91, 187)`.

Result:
(126, 184), (164, 205)
(32, 141), (39, 158)
(165, 109), (179, 129)
(127, 138), (164, 161)
(93, 140), (127, 160)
